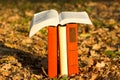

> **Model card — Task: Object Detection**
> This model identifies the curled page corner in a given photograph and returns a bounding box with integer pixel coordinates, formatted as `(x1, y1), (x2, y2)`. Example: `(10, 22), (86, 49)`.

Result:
(29, 19), (58, 37)
(29, 9), (59, 37)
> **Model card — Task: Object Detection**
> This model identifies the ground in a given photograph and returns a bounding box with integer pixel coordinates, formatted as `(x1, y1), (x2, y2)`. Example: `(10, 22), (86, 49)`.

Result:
(0, 0), (120, 80)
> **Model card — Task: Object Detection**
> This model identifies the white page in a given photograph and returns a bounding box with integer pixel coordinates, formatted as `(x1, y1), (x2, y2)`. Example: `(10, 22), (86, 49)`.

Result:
(59, 26), (68, 75)
(29, 10), (93, 37)
(29, 9), (59, 37)
(59, 12), (92, 25)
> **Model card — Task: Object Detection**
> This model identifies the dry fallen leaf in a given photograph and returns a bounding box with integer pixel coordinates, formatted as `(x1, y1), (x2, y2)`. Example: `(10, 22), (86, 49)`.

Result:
(4, 43), (14, 48)
(90, 73), (98, 80)
(0, 28), (5, 34)
(8, 14), (20, 22)
(106, 46), (116, 51)
(109, 19), (116, 25)
(33, 45), (40, 51)
(1, 71), (10, 76)
(0, 63), (11, 71)
(81, 56), (94, 67)
(92, 44), (101, 50)
(25, 10), (33, 17)
(78, 76), (84, 80)
(0, 76), (4, 80)
(7, 56), (16, 62)
(90, 50), (99, 57)
(21, 38), (33, 45)
(96, 61), (105, 68)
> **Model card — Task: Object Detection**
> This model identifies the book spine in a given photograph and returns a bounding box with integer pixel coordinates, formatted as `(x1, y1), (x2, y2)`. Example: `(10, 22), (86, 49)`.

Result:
(66, 24), (78, 76)
(48, 26), (57, 78)
(58, 26), (68, 76)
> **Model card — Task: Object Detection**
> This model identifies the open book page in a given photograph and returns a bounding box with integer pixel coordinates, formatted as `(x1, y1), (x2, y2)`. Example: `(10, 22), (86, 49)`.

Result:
(29, 9), (59, 37)
(29, 9), (93, 37)
(59, 12), (92, 25)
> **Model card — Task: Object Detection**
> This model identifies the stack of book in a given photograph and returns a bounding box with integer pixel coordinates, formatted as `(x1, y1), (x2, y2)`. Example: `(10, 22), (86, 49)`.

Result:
(29, 9), (92, 78)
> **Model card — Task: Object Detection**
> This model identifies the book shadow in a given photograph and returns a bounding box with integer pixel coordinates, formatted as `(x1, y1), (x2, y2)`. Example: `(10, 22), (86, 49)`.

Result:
(0, 43), (48, 76)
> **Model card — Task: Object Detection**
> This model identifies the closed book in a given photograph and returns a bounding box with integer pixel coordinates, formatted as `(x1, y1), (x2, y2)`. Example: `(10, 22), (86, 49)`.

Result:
(58, 26), (68, 76)
(66, 24), (78, 76)
(48, 26), (57, 78)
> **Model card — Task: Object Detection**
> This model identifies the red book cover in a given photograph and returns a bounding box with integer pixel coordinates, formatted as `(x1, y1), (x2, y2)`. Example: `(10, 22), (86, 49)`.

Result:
(66, 24), (78, 76)
(48, 26), (57, 78)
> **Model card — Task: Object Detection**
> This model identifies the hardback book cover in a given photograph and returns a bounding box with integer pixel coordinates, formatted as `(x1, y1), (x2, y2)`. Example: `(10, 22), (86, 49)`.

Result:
(66, 24), (78, 76)
(48, 26), (57, 78)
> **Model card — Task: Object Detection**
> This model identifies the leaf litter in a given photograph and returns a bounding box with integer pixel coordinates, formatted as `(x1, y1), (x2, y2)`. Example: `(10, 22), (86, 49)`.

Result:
(0, 0), (120, 80)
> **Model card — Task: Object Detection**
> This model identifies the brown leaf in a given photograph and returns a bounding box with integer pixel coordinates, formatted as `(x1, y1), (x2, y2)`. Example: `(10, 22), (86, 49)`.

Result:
(7, 56), (16, 61)
(81, 56), (94, 67)
(33, 45), (40, 51)
(92, 44), (101, 50)
(4, 43), (14, 48)
(90, 73), (98, 80)
(90, 50), (99, 57)
(0, 29), (5, 34)
(36, 40), (44, 47)
(79, 76), (84, 80)
(106, 46), (116, 51)
(109, 19), (116, 25)
(22, 38), (33, 45)
(1, 71), (10, 76)
(1, 63), (11, 71)
(25, 10), (33, 17)
(0, 75), (4, 80)
(96, 61), (105, 68)
(8, 14), (20, 22)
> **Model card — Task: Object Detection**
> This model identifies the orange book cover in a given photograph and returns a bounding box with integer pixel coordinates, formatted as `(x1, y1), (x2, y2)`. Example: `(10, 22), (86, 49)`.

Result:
(48, 26), (57, 78)
(66, 24), (78, 76)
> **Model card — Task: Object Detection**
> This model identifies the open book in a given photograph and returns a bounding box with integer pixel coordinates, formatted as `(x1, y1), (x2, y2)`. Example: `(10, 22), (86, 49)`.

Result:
(29, 9), (92, 37)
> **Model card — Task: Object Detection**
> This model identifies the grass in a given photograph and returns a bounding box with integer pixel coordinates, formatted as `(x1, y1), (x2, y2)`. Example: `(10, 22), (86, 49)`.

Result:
(104, 50), (120, 58)
(93, 17), (105, 28)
